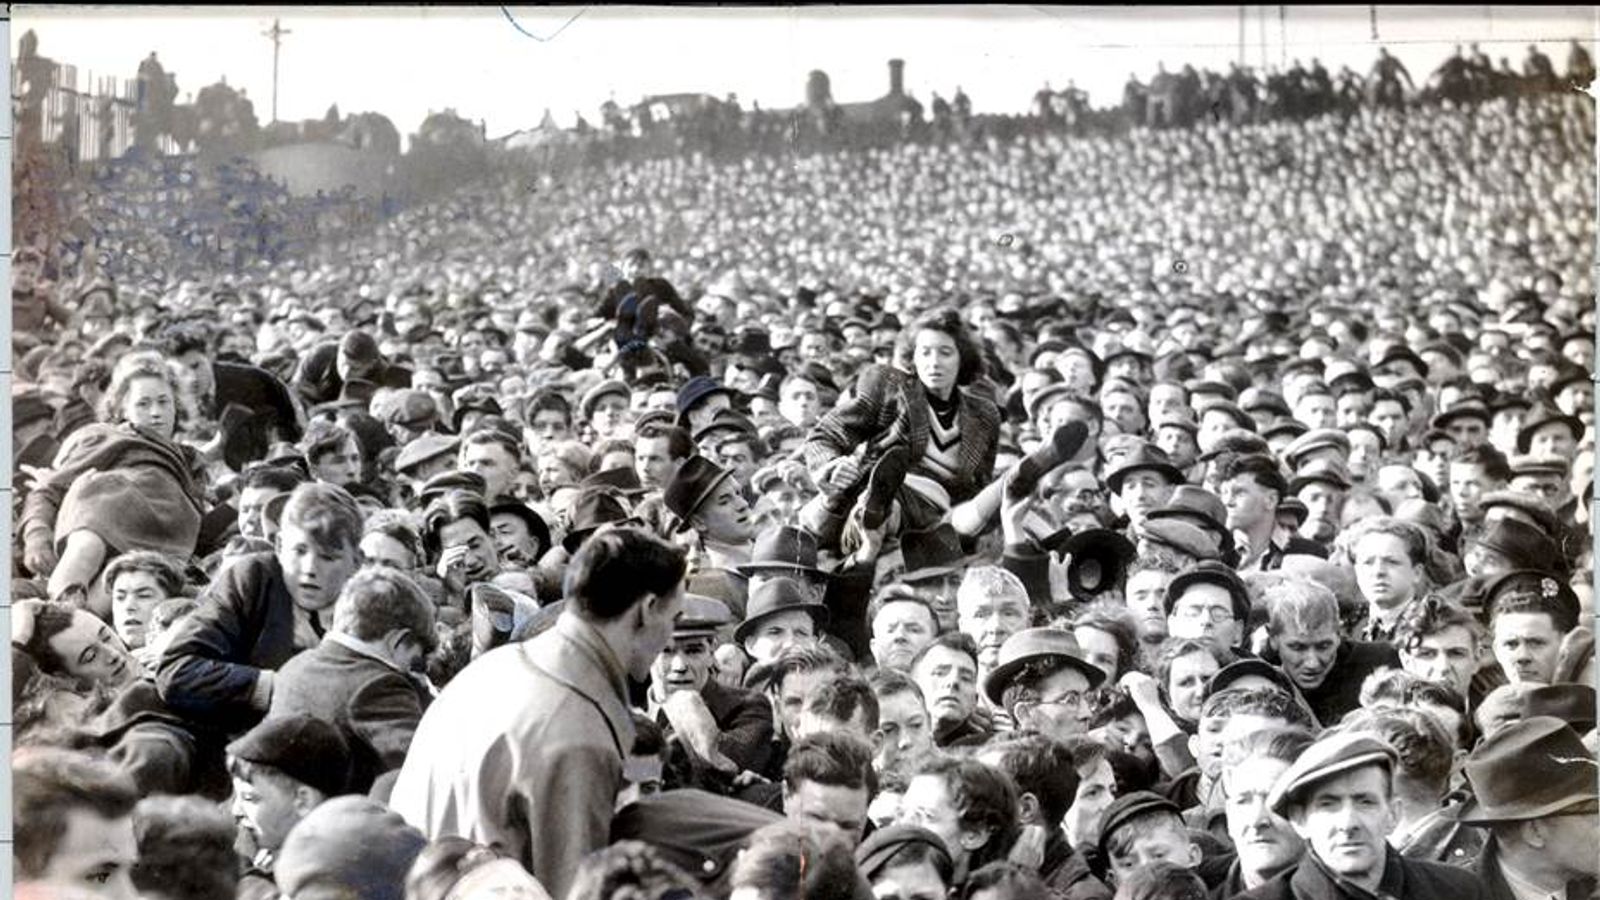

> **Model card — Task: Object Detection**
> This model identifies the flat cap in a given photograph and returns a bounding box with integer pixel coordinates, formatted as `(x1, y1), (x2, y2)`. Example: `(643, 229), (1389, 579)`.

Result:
(1268, 732), (1397, 817)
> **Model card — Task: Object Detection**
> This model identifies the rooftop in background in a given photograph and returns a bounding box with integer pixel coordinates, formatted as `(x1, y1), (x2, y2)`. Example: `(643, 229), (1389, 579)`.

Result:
(15, 6), (1593, 139)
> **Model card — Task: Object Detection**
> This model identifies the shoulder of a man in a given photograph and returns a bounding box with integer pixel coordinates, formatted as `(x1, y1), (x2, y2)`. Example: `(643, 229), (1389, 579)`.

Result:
(1398, 853), (1494, 897)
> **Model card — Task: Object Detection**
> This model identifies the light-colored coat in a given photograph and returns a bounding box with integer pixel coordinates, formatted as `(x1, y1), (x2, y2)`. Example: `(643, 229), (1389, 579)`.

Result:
(388, 614), (634, 900)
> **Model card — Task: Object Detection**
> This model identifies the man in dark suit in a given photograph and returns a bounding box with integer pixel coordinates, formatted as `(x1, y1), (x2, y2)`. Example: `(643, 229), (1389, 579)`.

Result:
(1449, 717), (1598, 900)
(648, 595), (776, 783)
(1236, 732), (1493, 899)
(266, 566), (436, 793)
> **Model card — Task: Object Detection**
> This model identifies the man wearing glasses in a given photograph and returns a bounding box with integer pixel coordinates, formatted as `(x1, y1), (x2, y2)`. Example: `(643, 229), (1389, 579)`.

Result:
(982, 627), (1106, 742)
(1164, 561), (1253, 656)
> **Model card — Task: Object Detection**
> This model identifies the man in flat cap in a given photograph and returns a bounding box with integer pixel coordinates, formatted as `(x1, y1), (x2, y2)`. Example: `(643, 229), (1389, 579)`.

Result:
(1239, 731), (1492, 899)
(648, 594), (775, 782)
(1451, 717), (1599, 900)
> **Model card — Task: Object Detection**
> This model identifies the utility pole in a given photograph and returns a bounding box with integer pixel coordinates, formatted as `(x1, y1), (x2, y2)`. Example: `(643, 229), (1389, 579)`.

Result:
(262, 18), (291, 122)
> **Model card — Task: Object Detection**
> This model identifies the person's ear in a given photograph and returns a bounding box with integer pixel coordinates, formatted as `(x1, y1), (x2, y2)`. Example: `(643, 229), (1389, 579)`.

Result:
(1520, 818), (1549, 850)
(1187, 732), (1200, 760)
(293, 785), (323, 815)
(1017, 791), (1042, 826)
(1184, 840), (1203, 868)
(959, 825), (992, 852)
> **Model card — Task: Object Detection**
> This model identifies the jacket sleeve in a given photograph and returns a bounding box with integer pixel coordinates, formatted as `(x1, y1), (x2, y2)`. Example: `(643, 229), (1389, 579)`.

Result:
(521, 740), (622, 900)
(802, 365), (893, 476)
(1001, 544), (1054, 610)
(345, 674), (428, 773)
(155, 559), (270, 720)
(714, 691), (777, 774)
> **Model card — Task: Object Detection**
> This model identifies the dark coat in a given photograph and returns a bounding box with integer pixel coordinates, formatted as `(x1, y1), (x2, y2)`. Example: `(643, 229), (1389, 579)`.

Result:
(156, 552), (321, 733)
(89, 678), (231, 800)
(212, 361), (304, 470)
(1041, 829), (1113, 900)
(1265, 640), (1400, 726)
(1233, 847), (1493, 900)
(267, 638), (433, 793)
(1469, 837), (1596, 900)
(803, 364), (1001, 506)
(699, 679), (778, 775)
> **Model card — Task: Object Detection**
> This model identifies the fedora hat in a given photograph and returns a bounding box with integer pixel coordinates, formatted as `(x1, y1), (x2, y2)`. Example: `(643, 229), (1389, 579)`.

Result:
(1472, 518), (1560, 572)
(1042, 528), (1137, 602)
(734, 577), (829, 644)
(580, 465), (646, 499)
(663, 457), (736, 531)
(984, 627), (1106, 706)
(1517, 404), (1584, 453)
(487, 500), (552, 559)
(563, 487), (638, 554)
(1104, 443), (1184, 494)
(734, 525), (824, 579)
(675, 376), (737, 426)
(897, 523), (969, 583)
(1450, 717), (1598, 824)
(1135, 518), (1222, 562)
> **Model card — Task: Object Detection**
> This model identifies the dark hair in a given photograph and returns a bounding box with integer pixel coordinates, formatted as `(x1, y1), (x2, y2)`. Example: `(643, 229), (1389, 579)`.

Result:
(1451, 444), (1511, 483)
(279, 482), (365, 555)
(867, 585), (940, 633)
(1197, 686), (1313, 729)
(767, 643), (853, 696)
(525, 391), (574, 426)
(565, 840), (707, 900)
(1395, 595), (1482, 653)
(421, 489), (493, 562)
(894, 307), (986, 387)
(460, 426), (523, 460)
(362, 509), (425, 566)
(910, 631), (979, 672)
(1359, 667), (1468, 718)
(1217, 452), (1288, 498)
(15, 747), (140, 879)
(1111, 860), (1208, 900)
(565, 527), (687, 622)
(239, 462), (307, 493)
(802, 676), (880, 733)
(1340, 707), (1454, 800)
(983, 734), (1082, 826)
(1071, 602), (1140, 679)
(1371, 387), (1412, 415)
(17, 600), (83, 676)
(100, 549), (186, 599)
(964, 861), (1051, 900)
(301, 419), (357, 465)
(132, 794), (240, 900)
(869, 667), (926, 705)
(785, 731), (877, 795)
(913, 756), (1020, 870)
(636, 423), (695, 462)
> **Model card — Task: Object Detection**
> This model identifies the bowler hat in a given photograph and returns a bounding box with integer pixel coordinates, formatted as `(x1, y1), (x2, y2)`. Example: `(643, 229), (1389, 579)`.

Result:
(1096, 792), (1181, 858)
(226, 714), (352, 798)
(1105, 443), (1184, 494)
(1268, 732), (1397, 816)
(735, 525), (824, 579)
(984, 627), (1106, 706)
(1164, 560), (1251, 620)
(1517, 404), (1584, 453)
(664, 457), (736, 530)
(734, 577), (829, 644)
(1449, 717), (1598, 824)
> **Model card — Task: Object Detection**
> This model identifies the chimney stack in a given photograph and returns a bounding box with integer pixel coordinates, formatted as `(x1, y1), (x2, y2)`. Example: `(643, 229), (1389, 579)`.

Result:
(888, 59), (905, 97)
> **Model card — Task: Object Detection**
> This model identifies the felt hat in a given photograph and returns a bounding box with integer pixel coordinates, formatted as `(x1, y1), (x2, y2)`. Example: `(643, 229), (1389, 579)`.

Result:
(1478, 491), (1560, 534)
(563, 488), (638, 554)
(734, 525), (824, 579)
(1048, 528), (1137, 602)
(486, 500), (552, 558)
(1377, 345), (1430, 379)
(1430, 400), (1491, 430)
(1472, 518), (1561, 572)
(1449, 717), (1598, 824)
(663, 457), (736, 530)
(1104, 443), (1184, 494)
(983, 627), (1106, 706)
(1517, 404), (1584, 453)
(675, 376), (737, 426)
(580, 466), (646, 498)
(734, 577), (829, 644)
(897, 524), (971, 583)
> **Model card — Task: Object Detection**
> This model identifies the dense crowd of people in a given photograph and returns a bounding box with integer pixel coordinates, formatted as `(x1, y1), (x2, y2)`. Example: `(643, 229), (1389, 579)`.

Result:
(9, 36), (1599, 900)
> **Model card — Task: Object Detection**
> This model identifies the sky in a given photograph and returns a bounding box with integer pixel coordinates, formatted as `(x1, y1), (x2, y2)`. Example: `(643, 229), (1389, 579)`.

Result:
(14, 6), (1595, 142)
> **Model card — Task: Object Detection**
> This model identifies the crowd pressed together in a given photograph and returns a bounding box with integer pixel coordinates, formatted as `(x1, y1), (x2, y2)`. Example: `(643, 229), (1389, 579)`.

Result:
(9, 43), (1599, 900)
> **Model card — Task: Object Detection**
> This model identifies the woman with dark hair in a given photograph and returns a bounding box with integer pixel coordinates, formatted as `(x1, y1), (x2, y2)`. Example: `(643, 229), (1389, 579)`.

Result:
(20, 352), (210, 614)
(801, 308), (1084, 564)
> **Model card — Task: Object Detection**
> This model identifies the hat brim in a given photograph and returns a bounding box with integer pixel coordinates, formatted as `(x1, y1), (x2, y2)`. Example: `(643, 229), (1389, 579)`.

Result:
(731, 562), (828, 580)
(1269, 749), (1394, 817)
(1444, 792), (1599, 825)
(984, 651), (1107, 707)
(1106, 463), (1186, 495)
(733, 602), (830, 645)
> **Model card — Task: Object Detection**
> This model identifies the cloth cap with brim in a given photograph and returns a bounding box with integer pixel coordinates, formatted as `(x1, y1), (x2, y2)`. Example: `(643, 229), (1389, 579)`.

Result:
(1378, 345), (1431, 379)
(1448, 716), (1599, 824)
(14, 392), (55, 429)
(611, 788), (784, 884)
(675, 594), (734, 637)
(1508, 455), (1570, 479)
(226, 713), (352, 798)
(984, 627), (1106, 706)
(1105, 444), (1185, 494)
(383, 390), (440, 429)
(579, 378), (631, 420)
(1239, 388), (1291, 417)
(1187, 379), (1239, 402)
(394, 434), (460, 475)
(1430, 401), (1491, 430)
(1268, 732), (1398, 817)
(1205, 658), (1300, 701)
(1135, 518), (1222, 562)
(1283, 429), (1352, 468)
(855, 825), (953, 881)
(1096, 792), (1182, 859)
(663, 456), (736, 531)
(1517, 405), (1585, 453)
(1164, 560), (1251, 620)
(416, 471), (488, 510)
(1289, 459), (1354, 493)
(734, 525), (824, 579)
(1478, 492), (1560, 534)
(1025, 383), (1075, 421)
(735, 577), (829, 644)
(274, 796), (426, 900)
(1483, 569), (1580, 620)
(1261, 418), (1309, 442)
